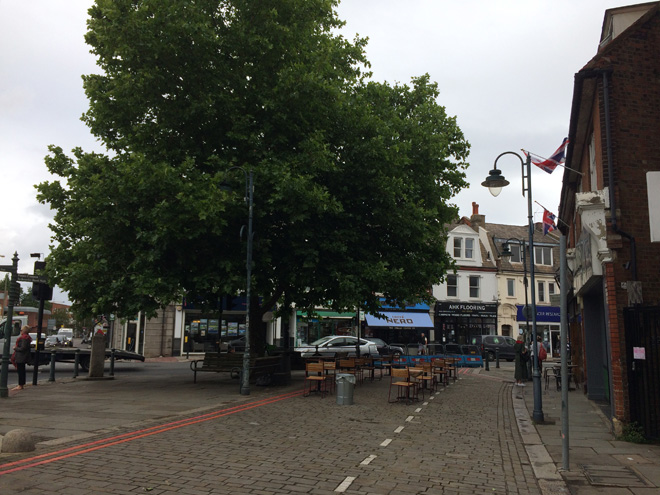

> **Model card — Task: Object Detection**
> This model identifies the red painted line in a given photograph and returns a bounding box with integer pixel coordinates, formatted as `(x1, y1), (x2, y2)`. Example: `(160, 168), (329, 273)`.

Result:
(0, 389), (303, 475)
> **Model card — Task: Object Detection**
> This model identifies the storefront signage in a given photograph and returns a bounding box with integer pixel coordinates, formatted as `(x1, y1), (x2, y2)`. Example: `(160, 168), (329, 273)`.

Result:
(435, 302), (497, 318)
(365, 312), (433, 328)
(516, 305), (560, 323)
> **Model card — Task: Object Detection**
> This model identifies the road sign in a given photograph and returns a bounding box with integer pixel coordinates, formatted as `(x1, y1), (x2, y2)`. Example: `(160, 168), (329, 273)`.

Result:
(0, 265), (13, 272)
(16, 273), (48, 283)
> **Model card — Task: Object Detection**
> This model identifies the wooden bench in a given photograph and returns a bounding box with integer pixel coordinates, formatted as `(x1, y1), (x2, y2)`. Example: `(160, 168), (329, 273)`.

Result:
(190, 353), (282, 384)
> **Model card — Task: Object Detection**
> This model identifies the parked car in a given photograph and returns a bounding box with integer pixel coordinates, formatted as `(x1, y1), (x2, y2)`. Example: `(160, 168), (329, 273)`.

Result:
(470, 334), (516, 361)
(366, 338), (404, 356)
(295, 335), (379, 358)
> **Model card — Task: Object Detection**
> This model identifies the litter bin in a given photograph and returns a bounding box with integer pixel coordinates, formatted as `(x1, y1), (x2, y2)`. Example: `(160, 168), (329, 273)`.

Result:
(335, 373), (356, 405)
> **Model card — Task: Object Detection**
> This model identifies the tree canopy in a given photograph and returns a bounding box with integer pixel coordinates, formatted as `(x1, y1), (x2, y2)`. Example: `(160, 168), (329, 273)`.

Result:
(37, 0), (470, 338)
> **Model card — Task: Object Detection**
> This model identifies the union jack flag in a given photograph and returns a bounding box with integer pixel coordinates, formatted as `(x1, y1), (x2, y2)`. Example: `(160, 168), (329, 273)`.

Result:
(526, 138), (569, 174)
(543, 209), (557, 235)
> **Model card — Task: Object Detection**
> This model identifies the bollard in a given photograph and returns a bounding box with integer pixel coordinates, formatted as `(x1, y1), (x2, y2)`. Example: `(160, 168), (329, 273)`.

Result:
(73, 349), (80, 378)
(484, 350), (490, 371)
(49, 350), (56, 382)
(495, 348), (500, 368)
(109, 349), (116, 376)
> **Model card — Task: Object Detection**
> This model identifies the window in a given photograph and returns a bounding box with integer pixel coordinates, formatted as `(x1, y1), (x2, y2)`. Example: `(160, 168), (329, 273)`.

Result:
(509, 244), (522, 263)
(465, 238), (474, 259)
(537, 281), (546, 302)
(453, 238), (462, 258)
(549, 283), (556, 297)
(534, 246), (552, 266)
(447, 274), (457, 297)
(453, 236), (476, 259)
(507, 279), (515, 297)
(469, 276), (480, 298)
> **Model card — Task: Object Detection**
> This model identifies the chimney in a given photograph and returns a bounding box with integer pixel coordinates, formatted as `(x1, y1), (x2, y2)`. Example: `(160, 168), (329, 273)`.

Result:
(470, 202), (485, 231)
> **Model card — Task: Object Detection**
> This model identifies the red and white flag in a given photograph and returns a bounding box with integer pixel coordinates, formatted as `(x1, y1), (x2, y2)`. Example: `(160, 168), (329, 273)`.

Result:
(525, 138), (569, 174)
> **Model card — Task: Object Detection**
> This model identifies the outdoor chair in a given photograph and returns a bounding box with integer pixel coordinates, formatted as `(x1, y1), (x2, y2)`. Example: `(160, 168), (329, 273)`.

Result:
(388, 367), (418, 404)
(303, 362), (328, 398)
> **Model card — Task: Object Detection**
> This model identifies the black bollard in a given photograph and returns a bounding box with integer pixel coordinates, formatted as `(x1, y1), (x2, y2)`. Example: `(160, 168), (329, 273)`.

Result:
(496, 348), (500, 368)
(49, 350), (56, 382)
(74, 349), (80, 378)
(484, 350), (490, 371)
(109, 349), (116, 376)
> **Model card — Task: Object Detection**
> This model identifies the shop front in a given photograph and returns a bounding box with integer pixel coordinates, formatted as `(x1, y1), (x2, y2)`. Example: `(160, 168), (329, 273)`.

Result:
(434, 302), (497, 345)
(364, 303), (434, 349)
(295, 310), (356, 346)
(182, 297), (248, 353)
(516, 305), (561, 358)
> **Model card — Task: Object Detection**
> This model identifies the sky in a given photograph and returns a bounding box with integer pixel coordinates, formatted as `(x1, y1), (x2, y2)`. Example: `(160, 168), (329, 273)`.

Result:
(0, 0), (638, 304)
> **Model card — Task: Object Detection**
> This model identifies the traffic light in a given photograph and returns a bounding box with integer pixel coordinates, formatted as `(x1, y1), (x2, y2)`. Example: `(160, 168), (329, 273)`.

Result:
(31, 261), (53, 301)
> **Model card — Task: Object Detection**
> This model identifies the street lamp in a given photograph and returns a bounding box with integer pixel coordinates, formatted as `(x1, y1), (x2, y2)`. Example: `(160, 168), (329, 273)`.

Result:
(498, 238), (531, 343)
(483, 151), (544, 423)
(220, 167), (254, 396)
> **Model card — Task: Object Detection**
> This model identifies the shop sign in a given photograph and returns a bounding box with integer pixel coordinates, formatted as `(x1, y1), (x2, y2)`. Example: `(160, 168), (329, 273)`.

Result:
(435, 302), (497, 318)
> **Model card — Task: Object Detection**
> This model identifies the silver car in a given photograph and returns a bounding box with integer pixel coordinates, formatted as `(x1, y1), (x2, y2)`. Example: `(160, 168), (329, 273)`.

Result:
(295, 335), (379, 358)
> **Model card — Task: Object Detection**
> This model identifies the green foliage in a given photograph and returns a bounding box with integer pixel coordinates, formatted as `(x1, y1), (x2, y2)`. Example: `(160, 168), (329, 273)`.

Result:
(36, 0), (469, 329)
(618, 422), (648, 444)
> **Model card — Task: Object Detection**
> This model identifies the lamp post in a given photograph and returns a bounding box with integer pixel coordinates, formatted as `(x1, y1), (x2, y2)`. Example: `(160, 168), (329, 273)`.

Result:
(499, 238), (531, 344)
(221, 167), (254, 396)
(483, 151), (544, 423)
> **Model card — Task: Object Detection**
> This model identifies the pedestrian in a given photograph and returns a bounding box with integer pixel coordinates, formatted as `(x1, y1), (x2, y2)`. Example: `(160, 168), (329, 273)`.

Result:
(514, 336), (528, 386)
(530, 334), (546, 375)
(418, 332), (428, 355)
(12, 325), (32, 391)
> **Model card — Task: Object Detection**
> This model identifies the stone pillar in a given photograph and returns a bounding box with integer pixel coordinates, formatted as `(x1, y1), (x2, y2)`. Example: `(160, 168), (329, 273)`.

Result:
(88, 332), (106, 378)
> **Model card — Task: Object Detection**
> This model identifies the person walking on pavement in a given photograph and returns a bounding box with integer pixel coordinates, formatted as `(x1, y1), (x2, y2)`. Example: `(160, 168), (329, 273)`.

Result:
(514, 336), (528, 386)
(12, 325), (32, 391)
(418, 332), (428, 355)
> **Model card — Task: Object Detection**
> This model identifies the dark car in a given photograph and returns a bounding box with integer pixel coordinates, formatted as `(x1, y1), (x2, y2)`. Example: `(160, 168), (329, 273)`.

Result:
(366, 338), (404, 356)
(470, 335), (516, 361)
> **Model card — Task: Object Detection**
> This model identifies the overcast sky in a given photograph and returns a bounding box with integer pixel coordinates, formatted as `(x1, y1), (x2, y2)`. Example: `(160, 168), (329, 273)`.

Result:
(0, 0), (635, 304)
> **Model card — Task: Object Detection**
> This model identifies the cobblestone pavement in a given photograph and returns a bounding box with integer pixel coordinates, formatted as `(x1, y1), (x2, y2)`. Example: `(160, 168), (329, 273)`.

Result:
(0, 368), (540, 494)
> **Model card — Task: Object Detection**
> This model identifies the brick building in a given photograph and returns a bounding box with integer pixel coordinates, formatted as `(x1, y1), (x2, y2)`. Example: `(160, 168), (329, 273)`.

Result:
(558, 2), (660, 439)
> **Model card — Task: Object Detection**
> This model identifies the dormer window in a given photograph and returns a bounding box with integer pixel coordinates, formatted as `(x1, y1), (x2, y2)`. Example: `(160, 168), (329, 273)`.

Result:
(453, 237), (475, 260)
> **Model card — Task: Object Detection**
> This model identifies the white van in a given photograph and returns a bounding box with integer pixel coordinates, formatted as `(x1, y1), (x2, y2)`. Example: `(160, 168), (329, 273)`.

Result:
(57, 328), (74, 347)
(0, 315), (29, 349)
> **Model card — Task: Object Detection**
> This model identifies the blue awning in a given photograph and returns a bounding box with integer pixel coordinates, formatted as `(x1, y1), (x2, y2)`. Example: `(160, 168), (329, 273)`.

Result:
(365, 311), (433, 328)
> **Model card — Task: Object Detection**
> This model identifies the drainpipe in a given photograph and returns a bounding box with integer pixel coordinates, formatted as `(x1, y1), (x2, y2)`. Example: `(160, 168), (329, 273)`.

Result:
(601, 71), (637, 281)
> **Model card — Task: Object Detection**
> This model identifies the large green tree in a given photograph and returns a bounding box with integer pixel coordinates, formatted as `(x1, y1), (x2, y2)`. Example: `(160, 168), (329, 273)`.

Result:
(37, 0), (469, 352)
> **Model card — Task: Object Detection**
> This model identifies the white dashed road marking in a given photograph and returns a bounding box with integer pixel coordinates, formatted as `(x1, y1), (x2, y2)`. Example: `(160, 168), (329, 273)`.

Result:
(394, 426), (404, 433)
(360, 454), (377, 465)
(335, 476), (356, 492)
(380, 438), (392, 447)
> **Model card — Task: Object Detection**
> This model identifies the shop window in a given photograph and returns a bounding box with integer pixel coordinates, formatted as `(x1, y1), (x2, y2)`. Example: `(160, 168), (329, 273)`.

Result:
(447, 274), (458, 297)
(469, 276), (480, 298)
